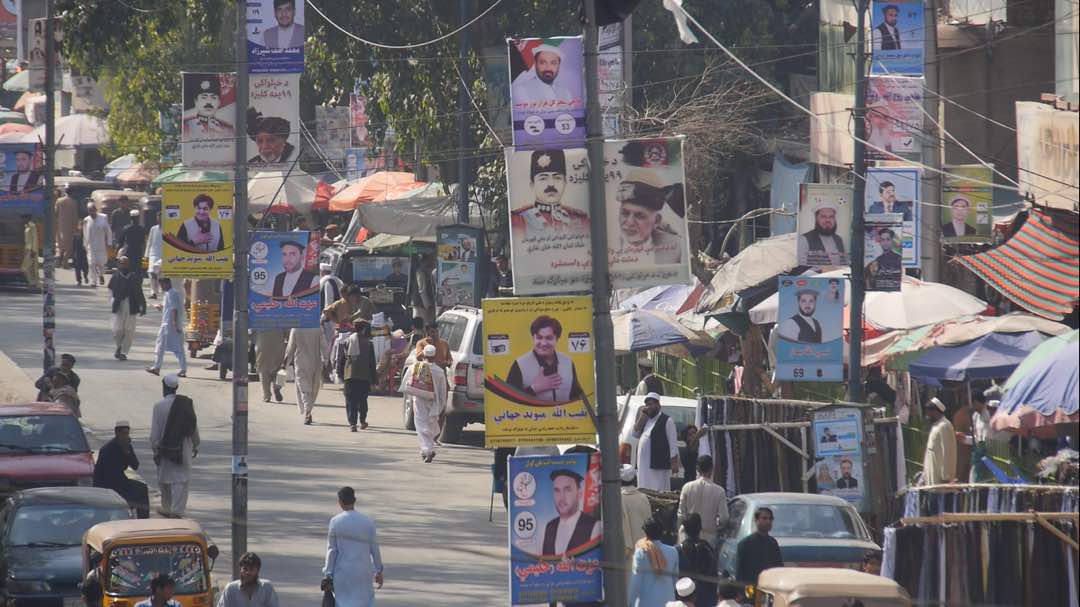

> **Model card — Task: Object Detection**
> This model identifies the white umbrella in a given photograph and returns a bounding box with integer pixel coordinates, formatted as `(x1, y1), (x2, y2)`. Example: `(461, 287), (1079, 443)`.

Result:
(749, 269), (987, 330)
(611, 309), (718, 355)
(248, 169), (318, 213)
(31, 113), (109, 146)
(696, 233), (801, 313)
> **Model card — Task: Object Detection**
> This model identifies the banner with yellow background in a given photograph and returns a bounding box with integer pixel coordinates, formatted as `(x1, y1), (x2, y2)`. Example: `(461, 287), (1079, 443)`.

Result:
(161, 181), (234, 278)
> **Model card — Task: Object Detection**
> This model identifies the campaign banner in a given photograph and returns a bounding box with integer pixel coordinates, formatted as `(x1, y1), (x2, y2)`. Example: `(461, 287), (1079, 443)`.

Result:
(28, 17), (63, 90)
(1015, 102), (1079, 211)
(774, 275), (844, 382)
(508, 36), (586, 148)
(870, 0), (924, 75)
(351, 255), (411, 290)
(508, 452), (603, 605)
(0, 144), (46, 216)
(864, 214), (904, 292)
(181, 73), (237, 168)
(349, 93), (370, 148)
(161, 182), (234, 278)
(247, 73), (301, 167)
(315, 106), (350, 162)
(865, 76), (923, 160)
(345, 148), (367, 181)
(797, 184), (853, 268)
(247, 0), (304, 73)
(603, 137), (690, 288)
(812, 406), (867, 510)
(437, 225), (485, 308)
(506, 147), (591, 294)
(943, 164), (994, 243)
(483, 296), (596, 447)
(248, 230), (321, 329)
(865, 167), (920, 267)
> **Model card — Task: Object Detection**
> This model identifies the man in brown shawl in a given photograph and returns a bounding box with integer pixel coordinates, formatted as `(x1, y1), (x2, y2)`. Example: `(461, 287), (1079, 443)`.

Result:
(150, 374), (200, 517)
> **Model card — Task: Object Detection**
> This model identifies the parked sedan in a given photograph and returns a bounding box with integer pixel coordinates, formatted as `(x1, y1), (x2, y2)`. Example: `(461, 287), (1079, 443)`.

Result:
(716, 492), (880, 580)
(0, 487), (131, 606)
(0, 403), (95, 496)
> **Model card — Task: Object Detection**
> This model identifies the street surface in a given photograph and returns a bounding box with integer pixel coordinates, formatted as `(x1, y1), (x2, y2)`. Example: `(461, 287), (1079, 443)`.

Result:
(0, 269), (508, 605)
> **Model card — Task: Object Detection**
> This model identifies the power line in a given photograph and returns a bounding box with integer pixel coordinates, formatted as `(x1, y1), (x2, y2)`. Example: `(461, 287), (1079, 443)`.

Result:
(306, 0), (505, 50)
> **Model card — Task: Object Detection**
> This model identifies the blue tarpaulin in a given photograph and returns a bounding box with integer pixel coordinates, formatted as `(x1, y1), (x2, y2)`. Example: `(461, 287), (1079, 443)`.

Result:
(908, 331), (1047, 383)
(998, 331), (1079, 419)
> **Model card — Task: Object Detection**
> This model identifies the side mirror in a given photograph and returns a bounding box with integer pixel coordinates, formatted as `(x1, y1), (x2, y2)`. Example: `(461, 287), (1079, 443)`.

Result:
(207, 544), (219, 571)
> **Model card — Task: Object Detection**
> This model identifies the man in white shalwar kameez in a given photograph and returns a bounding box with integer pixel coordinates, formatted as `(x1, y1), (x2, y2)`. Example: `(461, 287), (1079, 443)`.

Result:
(632, 392), (680, 492)
(511, 44), (576, 107)
(323, 486), (384, 607)
(284, 327), (325, 425)
(149, 375), (200, 517)
(921, 397), (957, 485)
(145, 223), (164, 299)
(319, 263), (344, 380)
(147, 277), (187, 376)
(407, 344), (447, 463)
(82, 203), (111, 287)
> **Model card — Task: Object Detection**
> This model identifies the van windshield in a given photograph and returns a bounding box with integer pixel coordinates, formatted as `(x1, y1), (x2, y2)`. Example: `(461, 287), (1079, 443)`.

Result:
(106, 543), (206, 597)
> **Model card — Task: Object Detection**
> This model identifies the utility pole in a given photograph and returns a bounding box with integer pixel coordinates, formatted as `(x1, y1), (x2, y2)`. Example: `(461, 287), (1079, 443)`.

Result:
(847, 0), (870, 402)
(455, 0), (472, 223)
(230, 0), (251, 579)
(42, 0), (55, 373)
(921, 0), (942, 282)
(583, 1), (626, 604)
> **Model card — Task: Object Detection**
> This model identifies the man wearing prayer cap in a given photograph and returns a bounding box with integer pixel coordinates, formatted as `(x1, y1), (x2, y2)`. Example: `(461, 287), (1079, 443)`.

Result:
(921, 397), (957, 485)
(632, 392), (680, 491)
(798, 198), (847, 267)
(149, 374), (200, 518)
(248, 114), (295, 164)
(510, 149), (590, 239)
(666, 578), (697, 606)
(620, 463), (652, 575)
(510, 41), (576, 107)
(634, 356), (664, 396)
(182, 75), (234, 140)
(617, 169), (685, 264)
(541, 468), (601, 557)
(410, 344), (448, 463)
(777, 287), (824, 344)
(271, 239), (317, 297)
(94, 420), (150, 518)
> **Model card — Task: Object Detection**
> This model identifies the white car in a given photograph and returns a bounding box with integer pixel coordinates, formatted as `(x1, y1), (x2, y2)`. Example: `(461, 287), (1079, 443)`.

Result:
(617, 394), (700, 491)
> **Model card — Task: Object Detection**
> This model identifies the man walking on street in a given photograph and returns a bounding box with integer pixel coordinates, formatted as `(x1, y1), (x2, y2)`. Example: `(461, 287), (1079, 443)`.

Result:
(319, 262), (343, 381)
(736, 507), (783, 585)
(344, 322), (376, 432)
(409, 344), (447, 462)
(284, 326), (324, 425)
(93, 420), (150, 518)
(677, 454), (728, 549)
(108, 256), (146, 361)
(145, 222), (163, 299)
(21, 215), (40, 290)
(118, 209), (146, 273)
(323, 486), (384, 607)
(83, 202), (111, 287)
(55, 187), (77, 268)
(217, 552), (280, 607)
(150, 375), (200, 518)
(146, 277), (187, 377)
(255, 329), (287, 402)
(135, 574), (180, 607)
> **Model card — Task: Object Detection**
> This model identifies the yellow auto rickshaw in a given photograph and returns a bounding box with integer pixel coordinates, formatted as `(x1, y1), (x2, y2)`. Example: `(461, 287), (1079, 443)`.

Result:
(185, 279), (221, 357)
(753, 568), (911, 607)
(82, 518), (219, 607)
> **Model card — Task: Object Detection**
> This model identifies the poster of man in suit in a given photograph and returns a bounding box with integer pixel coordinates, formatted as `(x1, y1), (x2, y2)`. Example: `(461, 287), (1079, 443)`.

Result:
(0, 144), (46, 216)
(247, 0), (304, 73)
(249, 230), (321, 329)
(871, 0), (924, 75)
(865, 167), (920, 268)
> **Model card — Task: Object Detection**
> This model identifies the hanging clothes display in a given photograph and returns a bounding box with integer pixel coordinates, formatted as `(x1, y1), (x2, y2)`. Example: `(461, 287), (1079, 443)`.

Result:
(900, 484), (1079, 519)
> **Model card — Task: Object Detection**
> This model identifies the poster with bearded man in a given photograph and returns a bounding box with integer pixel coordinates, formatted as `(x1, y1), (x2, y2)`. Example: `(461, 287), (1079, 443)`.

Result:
(247, 73), (301, 166)
(181, 73), (237, 168)
(797, 183), (852, 268)
(508, 36), (585, 148)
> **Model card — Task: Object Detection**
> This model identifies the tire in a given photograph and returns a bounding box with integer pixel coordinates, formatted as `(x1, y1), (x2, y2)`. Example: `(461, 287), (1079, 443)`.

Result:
(402, 396), (416, 431)
(439, 415), (466, 444)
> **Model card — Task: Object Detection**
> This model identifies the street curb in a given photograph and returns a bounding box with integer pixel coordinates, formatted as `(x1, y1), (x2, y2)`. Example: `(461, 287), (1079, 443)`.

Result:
(0, 349), (37, 403)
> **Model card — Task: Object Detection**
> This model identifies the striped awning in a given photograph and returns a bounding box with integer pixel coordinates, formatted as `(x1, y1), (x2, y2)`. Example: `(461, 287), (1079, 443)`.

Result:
(955, 209), (1079, 320)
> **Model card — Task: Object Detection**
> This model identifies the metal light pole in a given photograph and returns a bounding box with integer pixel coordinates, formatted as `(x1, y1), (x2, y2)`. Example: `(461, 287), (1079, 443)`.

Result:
(583, 1), (626, 604)
(42, 0), (56, 373)
(230, 0), (251, 578)
(456, 0), (472, 223)
(847, 0), (870, 402)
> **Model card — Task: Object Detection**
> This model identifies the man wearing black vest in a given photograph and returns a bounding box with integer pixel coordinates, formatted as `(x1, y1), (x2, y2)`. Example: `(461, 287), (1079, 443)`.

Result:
(541, 469), (601, 557)
(631, 392), (679, 492)
(777, 288), (823, 344)
(873, 5), (902, 50)
(798, 200), (847, 267)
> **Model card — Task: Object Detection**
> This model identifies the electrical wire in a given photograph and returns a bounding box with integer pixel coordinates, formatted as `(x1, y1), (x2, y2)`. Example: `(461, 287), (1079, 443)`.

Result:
(306, 0), (505, 50)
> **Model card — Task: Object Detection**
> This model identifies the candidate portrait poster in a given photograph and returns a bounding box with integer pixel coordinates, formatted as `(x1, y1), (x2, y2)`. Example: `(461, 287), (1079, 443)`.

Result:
(864, 214), (904, 292)
(943, 164), (993, 243)
(180, 73), (237, 168)
(0, 143), (46, 216)
(797, 183), (852, 268)
(774, 275), (844, 382)
(506, 147), (591, 294)
(248, 230), (321, 329)
(437, 225), (485, 308)
(483, 296), (596, 448)
(870, 0), (924, 75)
(865, 167), (920, 267)
(161, 181), (234, 278)
(247, 73), (301, 168)
(247, 0), (304, 73)
(508, 452), (603, 605)
(604, 137), (690, 288)
(508, 36), (586, 148)
(812, 406), (867, 510)
(350, 93), (370, 147)
(315, 106), (350, 162)
(865, 76), (924, 161)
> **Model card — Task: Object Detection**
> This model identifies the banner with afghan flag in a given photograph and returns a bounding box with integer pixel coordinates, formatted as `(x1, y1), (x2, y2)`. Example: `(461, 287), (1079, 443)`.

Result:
(161, 181), (234, 278)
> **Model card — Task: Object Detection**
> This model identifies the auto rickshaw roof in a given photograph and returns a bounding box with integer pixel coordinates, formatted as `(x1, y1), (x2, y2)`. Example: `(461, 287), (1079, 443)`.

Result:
(84, 518), (208, 551)
(757, 568), (910, 601)
(90, 190), (142, 204)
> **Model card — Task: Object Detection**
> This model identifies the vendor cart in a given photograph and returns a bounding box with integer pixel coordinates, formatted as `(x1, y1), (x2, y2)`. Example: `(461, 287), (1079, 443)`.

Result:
(185, 279), (221, 358)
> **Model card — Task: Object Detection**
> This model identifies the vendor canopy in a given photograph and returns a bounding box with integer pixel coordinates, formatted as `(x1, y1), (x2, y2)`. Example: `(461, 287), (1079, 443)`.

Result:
(992, 330), (1079, 436)
(955, 208), (1079, 321)
(907, 330), (1048, 383)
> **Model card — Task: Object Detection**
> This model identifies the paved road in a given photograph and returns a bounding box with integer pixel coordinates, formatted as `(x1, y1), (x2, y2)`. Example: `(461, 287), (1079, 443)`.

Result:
(0, 270), (508, 605)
